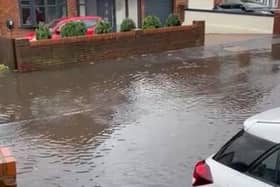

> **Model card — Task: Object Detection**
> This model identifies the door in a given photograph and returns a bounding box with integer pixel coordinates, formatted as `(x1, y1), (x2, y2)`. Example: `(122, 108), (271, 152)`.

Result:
(97, 0), (116, 31)
(144, 0), (173, 23)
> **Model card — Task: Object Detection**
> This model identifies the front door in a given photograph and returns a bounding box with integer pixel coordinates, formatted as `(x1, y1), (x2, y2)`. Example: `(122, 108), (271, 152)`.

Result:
(97, 0), (116, 31)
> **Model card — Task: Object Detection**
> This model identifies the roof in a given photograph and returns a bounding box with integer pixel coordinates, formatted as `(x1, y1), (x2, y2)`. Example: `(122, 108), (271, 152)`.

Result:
(244, 108), (280, 143)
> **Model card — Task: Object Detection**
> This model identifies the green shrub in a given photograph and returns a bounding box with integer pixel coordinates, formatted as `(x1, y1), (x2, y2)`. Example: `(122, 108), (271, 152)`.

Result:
(60, 21), (86, 38)
(95, 20), (112, 34)
(0, 64), (9, 71)
(142, 16), (161, 29)
(35, 23), (50, 40)
(165, 14), (181, 27)
(120, 18), (136, 32)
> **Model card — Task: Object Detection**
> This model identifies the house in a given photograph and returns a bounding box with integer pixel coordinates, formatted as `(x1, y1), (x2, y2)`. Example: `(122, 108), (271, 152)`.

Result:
(188, 0), (279, 10)
(185, 0), (279, 34)
(0, 0), (186, 37)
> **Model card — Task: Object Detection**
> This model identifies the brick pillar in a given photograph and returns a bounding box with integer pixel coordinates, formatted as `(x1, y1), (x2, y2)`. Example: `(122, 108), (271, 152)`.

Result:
(174, 0), (187, 23)
(214, 0), (222, 8)
(67, 0), (77, 17)
(0, 146), (17, 187)
(0, 0), (21, 37)
(274, 11), (280, 35)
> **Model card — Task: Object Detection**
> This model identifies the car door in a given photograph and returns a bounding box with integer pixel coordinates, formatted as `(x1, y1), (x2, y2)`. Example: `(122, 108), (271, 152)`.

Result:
(82, 19), (98, 35)
(229, 149), (280, 187)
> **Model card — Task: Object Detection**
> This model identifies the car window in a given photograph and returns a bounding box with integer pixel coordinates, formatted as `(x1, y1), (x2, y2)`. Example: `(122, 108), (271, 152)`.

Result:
(249, 150), (280, 185)
(214, 130), (276, 172)
(82, 19), (97, 28)
(57, 20), (81, 32)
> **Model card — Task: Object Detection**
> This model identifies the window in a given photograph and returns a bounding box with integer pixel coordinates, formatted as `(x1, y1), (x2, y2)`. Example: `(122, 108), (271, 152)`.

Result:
(83, 19), (97, 27)
(214, 130), (276, 172)
(19, 0), (67, 27)
(78, 0), (86, 16)
(249, 150), (280, 185)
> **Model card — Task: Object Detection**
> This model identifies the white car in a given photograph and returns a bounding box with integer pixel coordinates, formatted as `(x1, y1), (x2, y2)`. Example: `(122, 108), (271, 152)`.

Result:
(192, 108), (280, 187)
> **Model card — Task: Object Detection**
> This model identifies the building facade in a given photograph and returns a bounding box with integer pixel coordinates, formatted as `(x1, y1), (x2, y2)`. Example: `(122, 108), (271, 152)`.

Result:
(0, 0), (186, 37)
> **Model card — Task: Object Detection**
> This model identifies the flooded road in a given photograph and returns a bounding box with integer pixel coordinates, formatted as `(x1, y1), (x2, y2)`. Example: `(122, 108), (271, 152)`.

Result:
(1, 35), (280, 187)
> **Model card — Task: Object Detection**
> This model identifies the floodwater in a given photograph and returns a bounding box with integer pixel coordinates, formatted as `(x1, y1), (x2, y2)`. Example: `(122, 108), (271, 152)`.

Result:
(1, 35), (280, 187)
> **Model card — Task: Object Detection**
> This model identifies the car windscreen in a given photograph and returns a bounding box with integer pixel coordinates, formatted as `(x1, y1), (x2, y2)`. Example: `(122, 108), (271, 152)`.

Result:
(214, 130), (276, 172)
(82, 19), (97, 28)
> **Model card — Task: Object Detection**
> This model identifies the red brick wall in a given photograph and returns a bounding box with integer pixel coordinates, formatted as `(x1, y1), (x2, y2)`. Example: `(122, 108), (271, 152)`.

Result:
(175, 0), (186, 23)
(0, 0), (26, 37)
(0, 0), (78, 38)
(214, 0), (223, 7)
(14, 21), (205, 72)
(67, 0), (78, 17)
(0, 37), (16, 69)
(274, 11), (280, 35)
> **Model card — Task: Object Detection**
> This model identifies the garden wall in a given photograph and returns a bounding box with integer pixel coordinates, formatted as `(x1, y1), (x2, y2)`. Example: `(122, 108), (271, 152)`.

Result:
(0, 37), (16, 69)
(14, 21), (205, 72)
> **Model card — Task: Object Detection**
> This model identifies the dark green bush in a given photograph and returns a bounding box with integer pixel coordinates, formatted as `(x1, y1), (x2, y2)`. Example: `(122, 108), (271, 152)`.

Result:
(35, 23), (50, 40)
(142, 16), (161, 29)
(165, 14), (181, 27)
(60, 21), (86, 38)
(95, 20), (112, 34)
(120, 18), (136, 32)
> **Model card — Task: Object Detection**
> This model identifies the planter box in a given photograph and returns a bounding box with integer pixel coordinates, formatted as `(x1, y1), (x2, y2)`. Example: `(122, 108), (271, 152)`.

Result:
(12, 21), (205, 72)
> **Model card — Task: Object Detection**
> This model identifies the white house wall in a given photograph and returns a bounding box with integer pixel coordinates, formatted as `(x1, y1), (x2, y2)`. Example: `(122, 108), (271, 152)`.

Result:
(128, 0), (138, 28)
(115, 0), (126, 31)
(188, 0), (214, 10)
(185, 10), (274, 33)
(115, 0), (138, 31)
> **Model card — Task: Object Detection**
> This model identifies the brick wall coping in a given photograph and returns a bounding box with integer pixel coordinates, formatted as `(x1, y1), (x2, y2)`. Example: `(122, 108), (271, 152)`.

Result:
(25, 23), (203, 47)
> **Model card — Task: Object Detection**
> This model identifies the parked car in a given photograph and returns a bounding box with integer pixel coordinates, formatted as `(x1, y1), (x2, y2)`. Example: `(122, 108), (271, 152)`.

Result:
(192, 108), (280, 187)
(214, 1), (274, 15)
(25, 16), (102, 40)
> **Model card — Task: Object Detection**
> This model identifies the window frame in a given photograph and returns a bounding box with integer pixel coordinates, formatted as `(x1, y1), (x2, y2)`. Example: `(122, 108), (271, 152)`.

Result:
(246, 147), (280, 186)
(19, 0), (34, 27)
(18, 0), (67, 27)
(77, 0), (87, 16)
(214, 130), (280, 186)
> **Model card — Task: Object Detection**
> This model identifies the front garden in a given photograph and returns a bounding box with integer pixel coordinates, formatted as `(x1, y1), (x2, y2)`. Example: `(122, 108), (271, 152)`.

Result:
(34, 14), (182, 40)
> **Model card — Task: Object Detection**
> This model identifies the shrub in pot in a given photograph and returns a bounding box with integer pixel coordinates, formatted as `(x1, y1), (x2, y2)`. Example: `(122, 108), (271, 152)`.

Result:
(35, 23), (50, 40)
(165, 14), (181, 27)
(120, 18), (136, 32)
(95, 20), (112, 34)
(60, 21), (86, 38)
(142, 16), (161, 29)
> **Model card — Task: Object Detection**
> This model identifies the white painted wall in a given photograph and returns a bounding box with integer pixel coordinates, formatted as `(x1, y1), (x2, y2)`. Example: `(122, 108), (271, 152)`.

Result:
(128, 0), (139, 28)
(185, 11), (274, 33)
(188, 0), (214, 10)
(115, 0), (126, 31)
(115, 0), (139, 31)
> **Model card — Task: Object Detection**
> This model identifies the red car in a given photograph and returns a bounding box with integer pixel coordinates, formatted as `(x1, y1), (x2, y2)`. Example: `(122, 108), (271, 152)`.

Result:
(26, 16), (101, 40)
